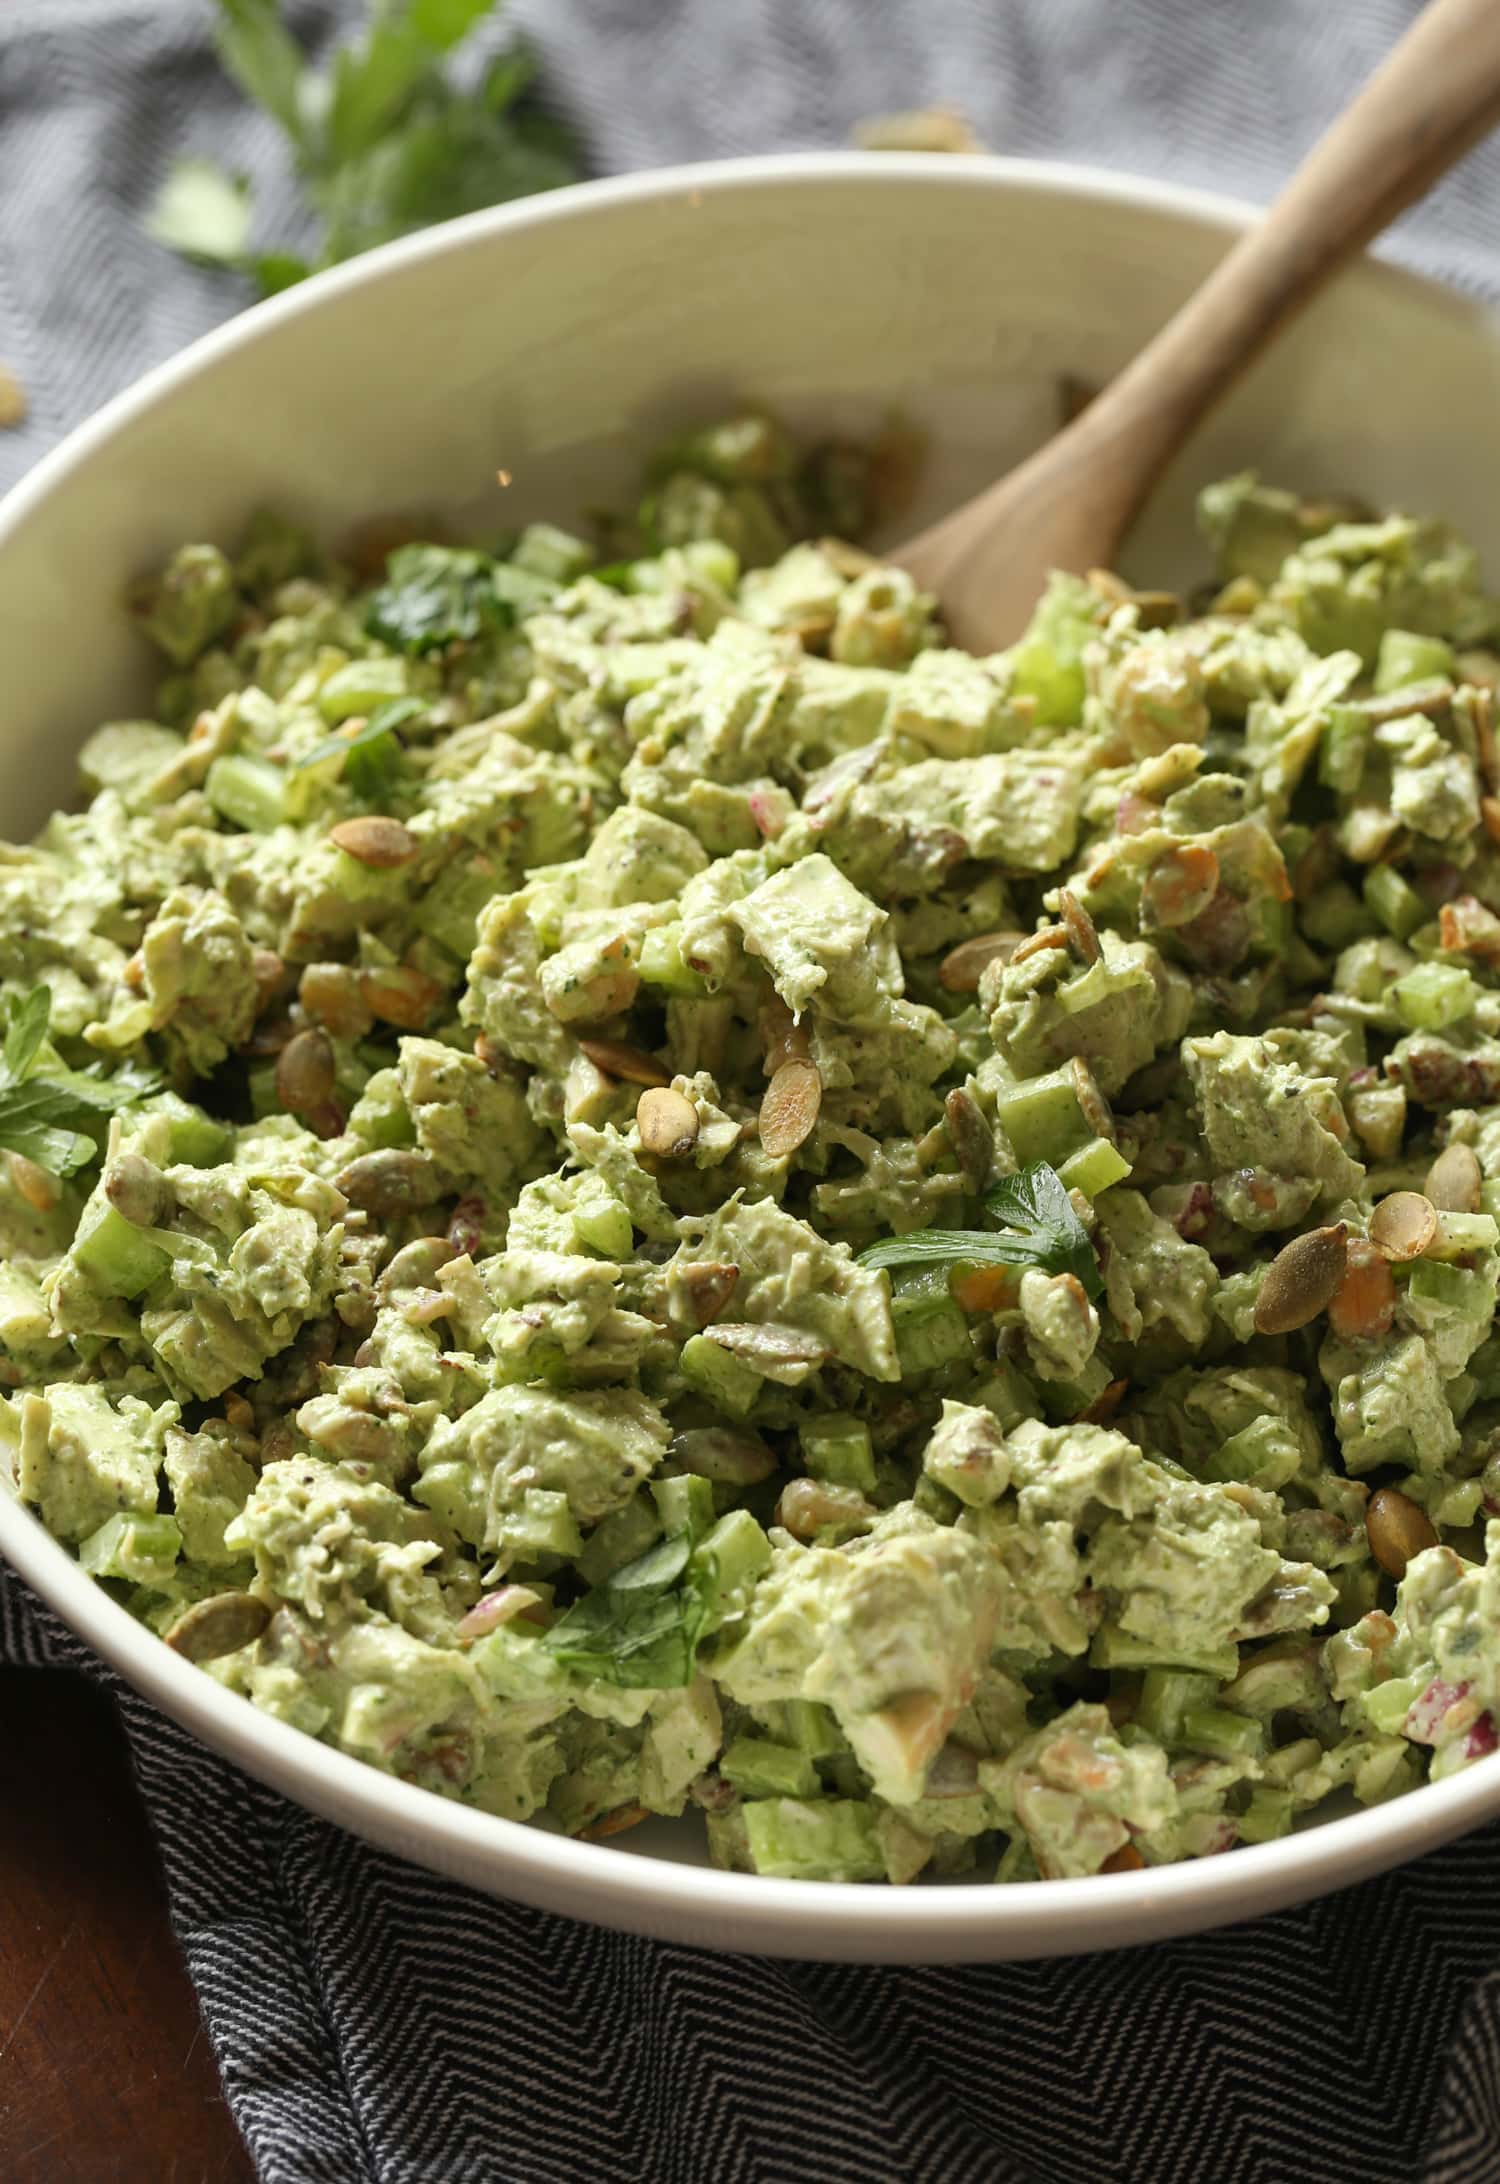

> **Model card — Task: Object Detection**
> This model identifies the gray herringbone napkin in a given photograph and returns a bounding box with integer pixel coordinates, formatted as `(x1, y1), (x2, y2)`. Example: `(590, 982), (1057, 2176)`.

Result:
(7, 4), (1500, 2180)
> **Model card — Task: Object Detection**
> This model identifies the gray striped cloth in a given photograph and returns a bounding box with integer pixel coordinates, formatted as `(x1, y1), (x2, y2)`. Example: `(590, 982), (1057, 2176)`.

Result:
(8, 3), (1500, 2179)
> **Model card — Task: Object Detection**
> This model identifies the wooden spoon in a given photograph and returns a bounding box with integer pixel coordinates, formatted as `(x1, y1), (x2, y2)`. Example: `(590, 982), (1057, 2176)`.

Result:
(895, 0), (1500, 653)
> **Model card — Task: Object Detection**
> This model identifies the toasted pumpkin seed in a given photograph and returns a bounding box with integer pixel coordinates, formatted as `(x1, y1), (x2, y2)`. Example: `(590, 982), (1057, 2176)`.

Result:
(706, 1320), (827, 1384)
(103, 1151), (172, 1230)
(671, 1424), (775, 1484)
(937, 930), (1024, 993)
(1057, 887), (1102, 964)
(637, 1085), (701, 1158)
(1369, 1191), (1438, 1262)
(944, 1085), (993, 1191)
(380, 1234), (456, 1295)
(276, 1027), (337, 1118)
(329, 815), (417, 867)
(250, 947), (287, 1013)
(1426, 1140), (1483, 1215)
(576, 1036), (670, 1087)
(775, 1476), (875, 1540)
(672, 1261), (740, 1330)
(1099, 1843), (1146, 1875)
(300, 961), (376, 1040)
(360, 965), (446, 1031)
(10, 1153), (58, 1213)
(1253, 1223), (1348, 1335)
(1011, 924), (1069, 965)
(1366, 1487), (1438, 1579)
(336, 1148), (444, 1215)
(164, 1591), (271, 1663)
(760, 1058), (822, 1160)
(1068, 1057), (1115, 1143)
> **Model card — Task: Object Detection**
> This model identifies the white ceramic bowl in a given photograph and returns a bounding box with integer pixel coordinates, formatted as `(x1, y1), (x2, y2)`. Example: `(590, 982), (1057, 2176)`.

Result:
(5, 154), (1500, 1962)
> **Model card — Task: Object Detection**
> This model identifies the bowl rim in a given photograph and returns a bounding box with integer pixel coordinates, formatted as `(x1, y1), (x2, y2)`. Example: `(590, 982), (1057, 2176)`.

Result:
(5, 148), (1500, 1956)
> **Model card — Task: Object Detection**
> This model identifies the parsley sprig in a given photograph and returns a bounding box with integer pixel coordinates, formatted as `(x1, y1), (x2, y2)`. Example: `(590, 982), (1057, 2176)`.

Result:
(544, 1523), (715, 1690)
(148, 1), (580, 298)
(857, 1160), (1102, 1298)
(0, 989), (157, 1179)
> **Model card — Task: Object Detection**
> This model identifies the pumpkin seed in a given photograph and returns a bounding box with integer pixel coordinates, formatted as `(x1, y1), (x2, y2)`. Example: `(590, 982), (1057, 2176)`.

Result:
(329, 815), (417, 867)
(1426, 1140), (1483, 1215)
(1369, 1191), (1438, 1263)
(576, 1036), (670, 1087)
(706, 1320), (828, 1384)
(1057, 887), (1102, 964)
(760, 1058), (822, 1160)
(1253, 1222), (1348, 1335)
(1011, 925), (1069, 965)
(671, 1261), (741, 1330)
(275, 1027), (337, 1118)
(670, 1425), (776, 1484)
(937, 930), (1024, 993)
(251, 947), (287, 1013)
(335, 1147), (444, 1215)
(1366, 1487), (1438, 1579)
(299, 961), (375, 1040)
(944, 1085), (993, 1191)
(774, 1476), (875, 1540)
(1068, 1057), (1116, 1142)
(10, 1153), (59, 1213)
(360, 964), (446, 1031)
(636, 1085), (700, 1158)
(103, 1151), (172, 1229)
(1099, 1843), (1146, 1875)
(380, 1235), (456, 1295)
(164, 1591), (271, 1663)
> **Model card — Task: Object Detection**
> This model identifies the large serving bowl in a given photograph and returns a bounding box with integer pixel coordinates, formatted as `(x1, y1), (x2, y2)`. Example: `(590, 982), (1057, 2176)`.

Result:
(5, 154), (1500, 1962)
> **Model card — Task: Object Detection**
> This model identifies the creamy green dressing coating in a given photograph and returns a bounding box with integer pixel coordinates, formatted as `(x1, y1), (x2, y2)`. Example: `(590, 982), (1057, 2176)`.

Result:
(9, 419), (1500, 1883)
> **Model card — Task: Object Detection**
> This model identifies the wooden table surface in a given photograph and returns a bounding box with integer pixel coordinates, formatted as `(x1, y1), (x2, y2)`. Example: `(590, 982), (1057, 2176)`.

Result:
(0, 1665), (254, 2183)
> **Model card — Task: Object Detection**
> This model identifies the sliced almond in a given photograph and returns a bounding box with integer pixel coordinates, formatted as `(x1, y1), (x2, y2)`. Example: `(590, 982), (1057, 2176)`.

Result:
(577, 1036), (670, 1087)
(1253, 1223), (1348, 1335)
(329, 815), (418, 867)
(1369, 1191), (1438, 1263)
(938, 930), (1025, 993)
(1057, 887), (1102, 964)
(637, 1085), (700, 1158)
(760, 1058), (822, 1160)
(164, 1592), (272, 1664)
(1426, 1140), (1483, 1215)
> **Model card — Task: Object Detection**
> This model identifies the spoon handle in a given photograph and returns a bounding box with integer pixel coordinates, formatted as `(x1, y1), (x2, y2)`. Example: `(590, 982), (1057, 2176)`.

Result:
(1069, 0), (1500, 527)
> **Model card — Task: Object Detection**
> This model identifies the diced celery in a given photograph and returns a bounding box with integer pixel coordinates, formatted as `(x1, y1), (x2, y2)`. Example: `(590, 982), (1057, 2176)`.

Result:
(798, 1412), (876, 1492)
(720, 1736), (821, 1800)
(413, 859), (501, 961)
(1236, 1786), (1295, 1844)
(491, 563), (558, 617)
(316, 656), (410, 722)
(1407, 1259), (1483, 1311)
(969, 1360), (1036, 1432)
(575, 1497), (662, 1587)
(512, 522), (595, 584)
(1264, 1736), (1323, 1788)
(571, 1190), (634, 1261)
(1092, 1627), (1240, 1680)
(1037, 1352), (1114, 1422)
(1362, 1674), (1426, 1735)
(72, 1204), (171, 1300)
(79, 1510), (181, 1588)
(993, 1067), (1091, 1166)
(1136, 1667), (1218, 1745)
(891, 1290), (971, 1378)
(1482, 1182), (1500, 1224)
(1179, 1707), (1264, 1764)
(1317, 707), (1368, 795)
(1219, 1650), (1323, 1717)
(780, 1700), (845, 1759)
(1374, 629), (1455, 693)
(204, 752), (287, 833)
(1425, 1212), (1500, 1262)
(1201, 1416), (1302, 1492)
(1363, 863), (1427, 942)
(651, 1472), (715, 1537)
(148, 1090), (232, 1167)
(1300, 882), (1374, 951)
(637, 924), (711, 995)
(505, 1488), (584, 1564)
(741, 1797), (886, 1882)
(1058, 1136), (1132, 1199)
(680, 1332), (762, 1419)
(694, 1508), (773, 1632)
(1392, 959), (1476, 1031)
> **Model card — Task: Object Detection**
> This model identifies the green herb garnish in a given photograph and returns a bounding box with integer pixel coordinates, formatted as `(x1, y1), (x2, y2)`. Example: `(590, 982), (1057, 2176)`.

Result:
(297, 695), (425, 797)
(0, 989), (157, 1179)
(544, 1526), (714, 1690)
(856, 1159), (1102, 1298)
(147, 1), (580, 298)
(365, 545), (510, 655)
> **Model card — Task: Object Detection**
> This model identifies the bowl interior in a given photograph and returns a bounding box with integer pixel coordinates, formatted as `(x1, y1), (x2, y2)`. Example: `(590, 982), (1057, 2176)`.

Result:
(5, 155), (1500, 1957)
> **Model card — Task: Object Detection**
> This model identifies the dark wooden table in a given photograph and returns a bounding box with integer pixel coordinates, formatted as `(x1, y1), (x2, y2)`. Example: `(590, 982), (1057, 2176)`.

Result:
(0, 1666), (254, 2183)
